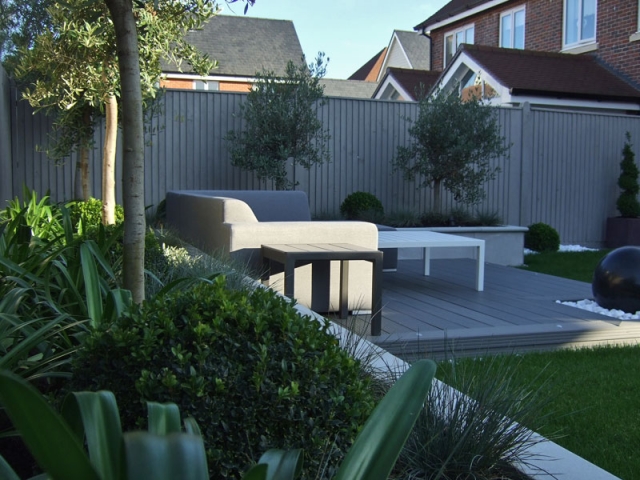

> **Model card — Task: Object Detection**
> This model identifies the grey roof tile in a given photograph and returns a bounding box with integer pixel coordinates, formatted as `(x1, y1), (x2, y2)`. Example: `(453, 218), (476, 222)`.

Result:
(393, 30), (430, 70)
(321, 79), (379, 98)
(163, 15), (304, 76)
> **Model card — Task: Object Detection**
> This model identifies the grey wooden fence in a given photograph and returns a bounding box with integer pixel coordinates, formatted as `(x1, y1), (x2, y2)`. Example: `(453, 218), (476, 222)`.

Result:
(5, 80), (640, 247)
(0, 66), (11, 204)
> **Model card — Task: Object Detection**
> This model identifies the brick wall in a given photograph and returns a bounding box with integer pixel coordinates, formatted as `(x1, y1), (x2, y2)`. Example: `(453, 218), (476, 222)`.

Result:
(160, 78), (194, 89)
(428, 0), (640, 87)
(596, 0), (640, 87)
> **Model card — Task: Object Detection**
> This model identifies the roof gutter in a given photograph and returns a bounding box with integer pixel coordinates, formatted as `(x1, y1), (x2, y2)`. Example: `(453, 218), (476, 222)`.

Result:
(419, 28), (433, 71)
(417, 0), (510, 33)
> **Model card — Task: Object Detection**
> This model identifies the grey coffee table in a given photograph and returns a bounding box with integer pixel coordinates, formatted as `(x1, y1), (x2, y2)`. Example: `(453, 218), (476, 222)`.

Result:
(261, 243), (384, 335)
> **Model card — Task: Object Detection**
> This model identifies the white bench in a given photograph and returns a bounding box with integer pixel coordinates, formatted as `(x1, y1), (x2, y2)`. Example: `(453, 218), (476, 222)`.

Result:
(377, 231), (485, 291)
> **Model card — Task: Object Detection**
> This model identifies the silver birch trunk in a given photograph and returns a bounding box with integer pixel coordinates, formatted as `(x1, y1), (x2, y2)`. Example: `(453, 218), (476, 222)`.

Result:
(104, 0), (145, 303)
(102, 93), (117, 225)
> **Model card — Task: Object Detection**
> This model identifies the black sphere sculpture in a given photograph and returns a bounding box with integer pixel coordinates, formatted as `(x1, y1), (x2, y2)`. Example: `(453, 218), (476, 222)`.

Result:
(592, 246), (640, 313)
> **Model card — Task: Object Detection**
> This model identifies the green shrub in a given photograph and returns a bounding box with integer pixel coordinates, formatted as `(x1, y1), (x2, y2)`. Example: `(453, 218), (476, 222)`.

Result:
(68, 197), (124, 231)
(616, 133), (640, 218)
(340, 192), (384, 220)
(70, 278), (376, 479)
(420, 211), (450, 227)
(525, 222), (560, 252)
(474, 209), (503, 227)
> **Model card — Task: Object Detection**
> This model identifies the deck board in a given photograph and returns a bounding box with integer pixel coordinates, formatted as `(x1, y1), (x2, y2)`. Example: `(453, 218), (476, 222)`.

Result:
(345, 259), (640, 360)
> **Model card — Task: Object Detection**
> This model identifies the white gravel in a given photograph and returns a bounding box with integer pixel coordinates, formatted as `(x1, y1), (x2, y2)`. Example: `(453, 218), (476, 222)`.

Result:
(532, 244), (640, 320)
(556, 299), (640, 320)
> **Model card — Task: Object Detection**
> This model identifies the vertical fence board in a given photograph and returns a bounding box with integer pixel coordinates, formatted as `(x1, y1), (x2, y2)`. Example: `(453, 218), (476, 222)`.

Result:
(6, 88), (640, 246)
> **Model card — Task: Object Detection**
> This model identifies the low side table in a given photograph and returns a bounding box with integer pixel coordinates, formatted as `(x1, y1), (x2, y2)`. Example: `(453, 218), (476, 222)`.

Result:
(261, 243), (384, 336)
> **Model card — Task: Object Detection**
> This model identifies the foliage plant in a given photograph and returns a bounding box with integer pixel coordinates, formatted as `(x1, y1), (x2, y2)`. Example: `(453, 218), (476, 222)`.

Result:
(396, 356), (554, 480)
(0, 359), (436, 480)
(393, 91), (509, 213)
(340, 191), (385, 220)
(15, 0), (219, 210)
(616, 132), (640, 217)
(69, 278), (378, 478)
(226, 54), (331, 190)
(525, 222), (560, 252)
(68, 197), (125, 230)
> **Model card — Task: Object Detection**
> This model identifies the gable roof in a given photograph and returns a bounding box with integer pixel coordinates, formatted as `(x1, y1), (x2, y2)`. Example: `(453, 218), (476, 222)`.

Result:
(448, 44), (640, 102)
(348, 48), (387, 81)
(415, 0), (509, 32)
(163, 15), (304, 77)
(393, 31), (431, 70)
(373, 68), (441, 101)
(322, 79), (379, 98)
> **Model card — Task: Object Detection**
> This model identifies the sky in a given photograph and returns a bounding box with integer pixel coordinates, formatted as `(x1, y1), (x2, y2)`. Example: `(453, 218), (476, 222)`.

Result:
(220, 0), (449, 80)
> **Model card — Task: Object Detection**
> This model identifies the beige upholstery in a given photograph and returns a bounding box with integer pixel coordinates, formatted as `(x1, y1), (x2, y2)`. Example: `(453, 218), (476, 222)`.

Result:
(165, 190), (378, 312)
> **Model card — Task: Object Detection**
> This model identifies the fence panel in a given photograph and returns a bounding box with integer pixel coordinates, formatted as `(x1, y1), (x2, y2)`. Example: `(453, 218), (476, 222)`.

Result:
(7, 86), (640, 246)
(0, 66), (11, 203)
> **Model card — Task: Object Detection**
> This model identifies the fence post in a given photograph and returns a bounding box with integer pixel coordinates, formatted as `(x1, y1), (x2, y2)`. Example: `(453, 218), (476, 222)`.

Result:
(519, 102), (534, 228)
(0, 65), (12, 207)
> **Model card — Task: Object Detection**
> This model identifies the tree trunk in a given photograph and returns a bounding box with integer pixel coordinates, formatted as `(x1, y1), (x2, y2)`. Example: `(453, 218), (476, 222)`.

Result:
(74, 107), (92, 200)
(104, 0), (145, 304)
(102, 92), (117, 225)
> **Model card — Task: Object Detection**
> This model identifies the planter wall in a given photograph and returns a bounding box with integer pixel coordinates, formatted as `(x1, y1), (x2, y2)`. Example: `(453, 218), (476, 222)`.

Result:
(605, 217), (640, 248)
(396, 226), (528, 266)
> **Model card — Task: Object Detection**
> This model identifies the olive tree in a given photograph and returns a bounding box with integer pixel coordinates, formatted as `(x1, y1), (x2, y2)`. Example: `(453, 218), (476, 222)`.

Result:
(226, 54), (330, 190)
(394, 91), (509, 213)
(16, 0), (217, 222)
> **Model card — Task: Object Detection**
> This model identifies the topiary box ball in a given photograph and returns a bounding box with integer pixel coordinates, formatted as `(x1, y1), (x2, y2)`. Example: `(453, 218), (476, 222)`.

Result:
(592, 246), (640, 314)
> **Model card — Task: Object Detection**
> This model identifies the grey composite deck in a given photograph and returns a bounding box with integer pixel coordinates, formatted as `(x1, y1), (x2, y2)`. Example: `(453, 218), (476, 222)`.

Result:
(339, 259), (640, 361)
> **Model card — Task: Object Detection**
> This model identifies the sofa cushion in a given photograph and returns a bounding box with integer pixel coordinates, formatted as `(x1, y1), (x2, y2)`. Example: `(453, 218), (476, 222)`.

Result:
(179, 190), (312, 222)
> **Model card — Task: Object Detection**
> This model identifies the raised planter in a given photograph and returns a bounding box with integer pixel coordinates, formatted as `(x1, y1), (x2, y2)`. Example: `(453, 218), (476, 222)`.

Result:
(605, 217), (640, 248)
(395, 226), (528, 266)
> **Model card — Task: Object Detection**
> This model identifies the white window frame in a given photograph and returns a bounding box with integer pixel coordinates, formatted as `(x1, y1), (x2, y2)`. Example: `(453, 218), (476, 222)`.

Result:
(631, 0), (640, 42)
(443, 23), (475, 67)
(499, 5), (526, 49)
(562, 0), (597, 49)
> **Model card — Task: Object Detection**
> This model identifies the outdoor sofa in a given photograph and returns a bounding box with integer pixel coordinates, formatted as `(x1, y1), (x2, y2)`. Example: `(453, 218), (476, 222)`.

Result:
(165, 190), (378, 313)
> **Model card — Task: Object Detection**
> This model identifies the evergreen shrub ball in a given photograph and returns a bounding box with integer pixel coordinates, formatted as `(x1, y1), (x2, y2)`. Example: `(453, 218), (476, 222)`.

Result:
(592, 246), (640, 313)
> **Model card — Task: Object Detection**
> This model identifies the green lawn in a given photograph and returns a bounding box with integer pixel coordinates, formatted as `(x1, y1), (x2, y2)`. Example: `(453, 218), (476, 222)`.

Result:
(443, 248), (640, 479)
(518, 249), (611, 283)
(441, 346), (640, 480)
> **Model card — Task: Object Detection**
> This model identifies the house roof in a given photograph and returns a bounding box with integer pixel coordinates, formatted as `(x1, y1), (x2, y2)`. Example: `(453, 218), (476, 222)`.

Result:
(415, 0), (492, 31)
(448, 44), (640, 102)
(348, 48), (387, 81)
(373, 68), (442, 100)
(163, 15), (304, 77)
(321, 79), (379, 98)
(393, 31), (431, 70)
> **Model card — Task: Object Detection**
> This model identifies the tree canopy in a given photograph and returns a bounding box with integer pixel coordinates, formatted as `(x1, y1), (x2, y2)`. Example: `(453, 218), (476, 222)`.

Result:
(226, 54), (331, 190)
(393, 91), (509, 213)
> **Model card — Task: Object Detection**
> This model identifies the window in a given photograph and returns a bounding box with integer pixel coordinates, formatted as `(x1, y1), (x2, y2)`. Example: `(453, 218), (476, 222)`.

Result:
(194, 80), (220, 91)
(564, 0), (596, 47)
(444, 24), (475, 66)
(500, 6), (525, 49)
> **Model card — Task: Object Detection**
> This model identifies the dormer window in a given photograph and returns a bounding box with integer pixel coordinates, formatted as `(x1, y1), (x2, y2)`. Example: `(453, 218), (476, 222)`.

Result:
(444, 24), (474, 67)
(564, 0), (596, 47)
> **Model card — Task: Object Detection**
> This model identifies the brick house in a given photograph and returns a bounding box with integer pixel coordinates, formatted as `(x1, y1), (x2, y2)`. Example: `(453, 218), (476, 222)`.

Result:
(161, 15), (304, 92)
(414, 0), (640, 111)
(415, 0), (640, 87)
